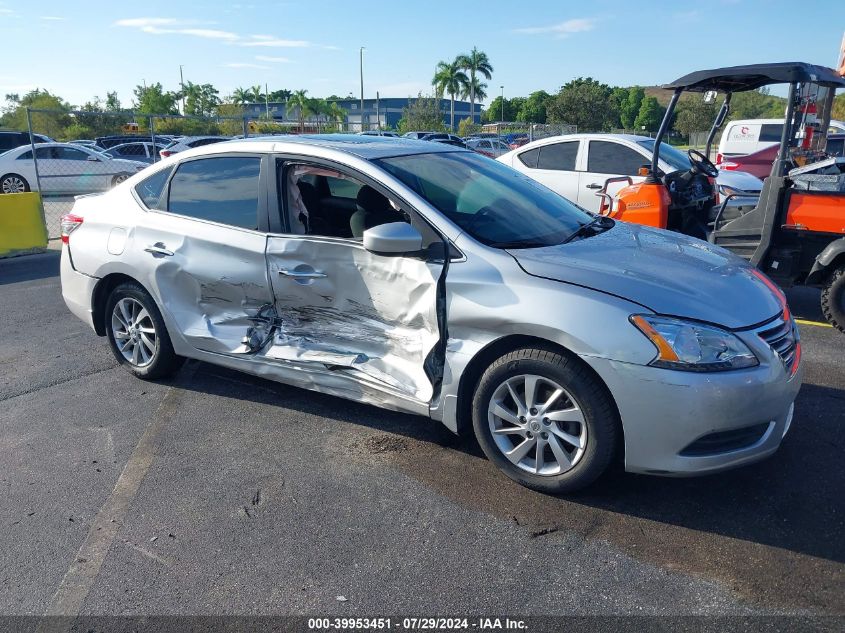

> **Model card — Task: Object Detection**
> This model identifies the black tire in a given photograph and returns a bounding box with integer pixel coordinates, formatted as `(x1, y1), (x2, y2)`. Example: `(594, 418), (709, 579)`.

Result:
(105, 282), (184, 379)
(821, 266), (845, 334)
(472, 347), (619, 494)
(1, 173), (30, 194)
(112, 173), (131, 187)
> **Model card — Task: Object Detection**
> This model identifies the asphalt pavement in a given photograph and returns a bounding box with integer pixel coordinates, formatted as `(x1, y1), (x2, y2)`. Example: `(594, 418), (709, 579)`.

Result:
(0, 249), (843, 627)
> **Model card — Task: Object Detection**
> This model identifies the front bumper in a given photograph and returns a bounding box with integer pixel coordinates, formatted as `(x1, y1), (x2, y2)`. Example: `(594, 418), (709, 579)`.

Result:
(60, 246), (98, 331)
(580, 336), (802, 476)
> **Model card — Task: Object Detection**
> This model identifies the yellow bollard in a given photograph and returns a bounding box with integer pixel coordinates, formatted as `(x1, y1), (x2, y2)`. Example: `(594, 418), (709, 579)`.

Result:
(0, 192), (49, 258)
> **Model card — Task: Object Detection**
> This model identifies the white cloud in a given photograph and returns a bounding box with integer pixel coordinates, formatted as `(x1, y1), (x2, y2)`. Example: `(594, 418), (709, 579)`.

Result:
(513, 17), (596, 38)
(239, 37), (309, 48)
(40, 16), (66, 21)
(143, 27), (239, 40)
(255, 55), (291, 63)
(223, 63), (270, 69)
(114, 17), (179, 28)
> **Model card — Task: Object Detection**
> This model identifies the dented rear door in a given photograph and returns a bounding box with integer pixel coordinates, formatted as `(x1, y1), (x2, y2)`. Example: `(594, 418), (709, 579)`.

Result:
(264, 235), (444, 403)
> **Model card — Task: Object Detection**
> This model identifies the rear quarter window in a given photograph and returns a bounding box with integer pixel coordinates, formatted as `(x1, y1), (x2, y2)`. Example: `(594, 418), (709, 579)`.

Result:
(134, 167), (172, 210)
(517, 147), (540, 169)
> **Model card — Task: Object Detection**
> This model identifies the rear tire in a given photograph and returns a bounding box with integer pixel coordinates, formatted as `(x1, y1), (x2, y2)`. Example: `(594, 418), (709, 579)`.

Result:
(105, 282), (184, 379)
(112, 173), (131, 187)
(821, 266), (845, 333)
(1, 173), (30, 193)
(472, 347), (619, 494)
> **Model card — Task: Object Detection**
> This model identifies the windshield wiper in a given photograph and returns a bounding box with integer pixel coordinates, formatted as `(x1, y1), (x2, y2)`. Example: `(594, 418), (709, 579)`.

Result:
(561, 215), (613, 244)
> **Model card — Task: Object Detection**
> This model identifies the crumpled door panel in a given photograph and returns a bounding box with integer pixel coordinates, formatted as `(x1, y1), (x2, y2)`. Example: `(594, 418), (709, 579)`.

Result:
(264, 236), (442, 402)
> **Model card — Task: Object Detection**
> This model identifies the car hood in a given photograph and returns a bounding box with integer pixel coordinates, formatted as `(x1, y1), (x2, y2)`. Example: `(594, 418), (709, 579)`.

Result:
(716, 169), (763, 192)
(508, 221), (781, 329)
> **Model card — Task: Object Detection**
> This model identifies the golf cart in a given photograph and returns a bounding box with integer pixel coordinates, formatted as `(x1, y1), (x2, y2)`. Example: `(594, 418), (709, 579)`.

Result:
(597, 62), (845, 332)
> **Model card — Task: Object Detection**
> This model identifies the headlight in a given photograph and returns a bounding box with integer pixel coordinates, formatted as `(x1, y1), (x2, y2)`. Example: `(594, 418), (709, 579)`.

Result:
(630, 315), (758, 372)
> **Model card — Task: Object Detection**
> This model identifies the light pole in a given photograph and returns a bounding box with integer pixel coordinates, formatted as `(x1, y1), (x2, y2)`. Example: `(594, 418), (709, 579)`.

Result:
(179, 65), (185, 115)
(359, 47), (365, 132)
(500, 85), (505, 122)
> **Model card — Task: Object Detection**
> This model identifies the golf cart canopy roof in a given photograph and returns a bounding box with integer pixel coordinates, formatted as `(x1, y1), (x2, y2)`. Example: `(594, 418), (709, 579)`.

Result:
(663, 62), (845, 93)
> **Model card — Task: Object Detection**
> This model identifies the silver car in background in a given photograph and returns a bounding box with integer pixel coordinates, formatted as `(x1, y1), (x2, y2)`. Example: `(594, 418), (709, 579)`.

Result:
(60, 136), (802, 493)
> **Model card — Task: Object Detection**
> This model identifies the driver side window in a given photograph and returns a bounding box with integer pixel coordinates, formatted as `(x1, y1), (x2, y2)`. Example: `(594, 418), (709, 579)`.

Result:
(587, 141), (648, 176)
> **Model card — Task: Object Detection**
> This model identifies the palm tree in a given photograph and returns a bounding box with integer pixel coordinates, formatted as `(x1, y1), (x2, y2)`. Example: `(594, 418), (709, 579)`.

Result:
(432, 59), (469, 132)
(456, 47), (493, 122)
(326, 101), (346, 131)
(461, 76), (488, 114)
(289, 89), (312, 132)
(249, 85), (263, 103)
(230, 87), (252, 106)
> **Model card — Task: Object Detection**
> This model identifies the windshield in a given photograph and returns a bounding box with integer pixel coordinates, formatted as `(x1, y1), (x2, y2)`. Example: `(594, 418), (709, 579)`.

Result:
(635, 139), (693, 172)
(376, 151), (592, 247)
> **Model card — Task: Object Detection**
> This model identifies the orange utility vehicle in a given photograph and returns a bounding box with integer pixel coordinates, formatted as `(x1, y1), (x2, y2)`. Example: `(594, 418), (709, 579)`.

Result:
(596, 62), (845, 331)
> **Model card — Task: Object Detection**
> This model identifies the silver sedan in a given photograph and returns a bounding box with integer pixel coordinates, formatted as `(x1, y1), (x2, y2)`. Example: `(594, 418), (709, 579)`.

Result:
(60, 136), (802, 493)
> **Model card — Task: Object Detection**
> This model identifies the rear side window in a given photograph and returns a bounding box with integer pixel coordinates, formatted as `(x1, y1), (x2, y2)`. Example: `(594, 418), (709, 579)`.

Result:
(827, 138), (844, 157)
(759, 124), (783, 143)
(167, 156), (261, 230)
(537, 141), (578, 171)
(118, 144), (146, 156)
(517, 147), (540, 168)
(134, 168), (171, 210)
(587, 141), (647, 176)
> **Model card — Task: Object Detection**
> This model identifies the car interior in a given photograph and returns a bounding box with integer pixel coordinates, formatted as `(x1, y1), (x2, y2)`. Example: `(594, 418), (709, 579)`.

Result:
(284, 165), (405, 239)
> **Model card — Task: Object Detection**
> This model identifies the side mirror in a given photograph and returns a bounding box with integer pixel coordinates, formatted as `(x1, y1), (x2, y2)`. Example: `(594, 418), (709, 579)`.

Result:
(86, 155), (99, 161)
(363, 222), (423, 255)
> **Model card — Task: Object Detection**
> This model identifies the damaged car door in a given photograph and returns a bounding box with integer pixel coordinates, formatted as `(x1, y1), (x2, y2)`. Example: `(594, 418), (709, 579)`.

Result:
(260, 161), (445, 404)
(133, 154), (275, 355)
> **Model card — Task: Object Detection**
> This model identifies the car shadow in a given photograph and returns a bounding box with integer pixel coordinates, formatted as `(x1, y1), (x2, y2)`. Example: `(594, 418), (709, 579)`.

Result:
(178, 361), (844, 568)
(785, 286), (825, 323)
(0, 249), (60, 286)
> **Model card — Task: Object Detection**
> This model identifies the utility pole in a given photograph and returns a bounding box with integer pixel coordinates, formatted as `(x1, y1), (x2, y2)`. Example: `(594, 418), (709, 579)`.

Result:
(179, 65), (185, 114)
(500, 85), (505, 122)
(265, 82), (270, 119)
(359, 46), (365, 132)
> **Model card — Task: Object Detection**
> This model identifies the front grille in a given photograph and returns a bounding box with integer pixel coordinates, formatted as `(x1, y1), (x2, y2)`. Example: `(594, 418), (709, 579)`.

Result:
(757, 315), (798, 369)
(680, 422), (772, 456)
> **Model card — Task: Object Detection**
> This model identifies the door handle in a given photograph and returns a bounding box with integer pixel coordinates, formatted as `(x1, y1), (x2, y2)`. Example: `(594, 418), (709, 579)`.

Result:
(278, 269), (327, 279)
(144, 243), (174, 257)
(585, 183), (603, 190)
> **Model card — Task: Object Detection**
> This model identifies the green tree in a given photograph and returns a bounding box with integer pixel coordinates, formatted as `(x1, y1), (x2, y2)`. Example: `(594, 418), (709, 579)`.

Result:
(397, 93), (445, 134)
(105, 91), (121, 112)
(183, 82), (220, 117)
(217, 103), (247, 136)
(456, 47), (493, 121)
(457, 117), (479, 138)
(620, 86), (644, 129)
(432, 59), (469, 132)
(633, 96), (664, 132)
(0, 89), (72, 138)
(517, 90), (551, 123)
(833, 92), (845, 120)
(547, 77), (617, 132)
(289, 89), (313, 132)
(230, 87), (253, 105)
(461, 75), (487, 113)
(673, 98), (717, 138)
(268, 88), (292, 102)
(133, 83), (179, 115)
(730, 87), (785, 120)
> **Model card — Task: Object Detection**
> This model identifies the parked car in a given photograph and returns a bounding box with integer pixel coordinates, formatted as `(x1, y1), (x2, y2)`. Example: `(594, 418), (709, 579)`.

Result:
(717, 133), (845, 179)
(93, 135), (178, 150)
(499, 134), (763, 217)
(401, 131), (436, 140)
(0, 130), (50, 153)
(0, 142), (146, 194)
(69, 140), (99, 149)
(503, 133), (530, 149)
(159, 136), (230, 158)
(717, 118), (845, 162)
(467, 138), (511, 158)
(103, 142), (168, 164)
(60, 136), (801, 494)
(358, 130), (399, 137)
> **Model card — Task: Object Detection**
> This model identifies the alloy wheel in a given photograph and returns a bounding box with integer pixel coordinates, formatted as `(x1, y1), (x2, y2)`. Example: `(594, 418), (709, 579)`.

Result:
(111, 297), (157, 367)
(1, 176), (26, 193)
(487, 374), (587, 476)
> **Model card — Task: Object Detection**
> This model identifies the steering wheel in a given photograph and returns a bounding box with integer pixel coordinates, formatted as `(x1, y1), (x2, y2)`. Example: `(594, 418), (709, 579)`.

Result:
(687, 149), (718, 177)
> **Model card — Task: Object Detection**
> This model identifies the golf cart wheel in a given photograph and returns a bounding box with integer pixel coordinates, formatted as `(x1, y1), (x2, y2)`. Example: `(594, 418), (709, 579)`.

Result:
(821, 266), (845, 334)
(1, 173), (30, 193)
(472, 347), (619, 494)
(105, 282), (184, 379)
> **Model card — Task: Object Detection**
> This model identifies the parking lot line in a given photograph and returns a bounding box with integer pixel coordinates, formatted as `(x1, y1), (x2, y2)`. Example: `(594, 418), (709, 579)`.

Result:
(795, 319), (834, 328)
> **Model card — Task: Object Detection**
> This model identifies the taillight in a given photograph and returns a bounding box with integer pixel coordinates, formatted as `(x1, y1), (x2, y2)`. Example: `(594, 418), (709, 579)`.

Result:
(715, 153), (723, 165)
(160, 150), (172, 158)
(60, 213), (83, 244)
(721, 161), (739, 170)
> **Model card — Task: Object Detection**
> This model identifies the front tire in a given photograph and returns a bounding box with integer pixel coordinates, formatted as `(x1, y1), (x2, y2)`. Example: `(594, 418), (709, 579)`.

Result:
(105, 282), (184, 379)
(472, 347), (619, 494)
(1, 173), (30, 193)
(112, 173), (131, 187)
(821, 266), (845, 333)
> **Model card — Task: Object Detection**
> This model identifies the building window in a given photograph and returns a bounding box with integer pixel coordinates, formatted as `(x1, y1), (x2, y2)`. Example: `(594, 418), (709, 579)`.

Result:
(350, 104), (358, 110)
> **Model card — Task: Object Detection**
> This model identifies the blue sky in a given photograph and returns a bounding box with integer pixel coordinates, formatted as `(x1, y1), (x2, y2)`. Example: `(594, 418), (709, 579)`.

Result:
(0, 0), (843, 108)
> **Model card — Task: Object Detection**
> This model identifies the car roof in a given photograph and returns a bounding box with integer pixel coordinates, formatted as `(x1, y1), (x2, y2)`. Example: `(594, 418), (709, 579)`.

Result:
(234, 133), (465, 159)
(663, 62), (845, 92)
